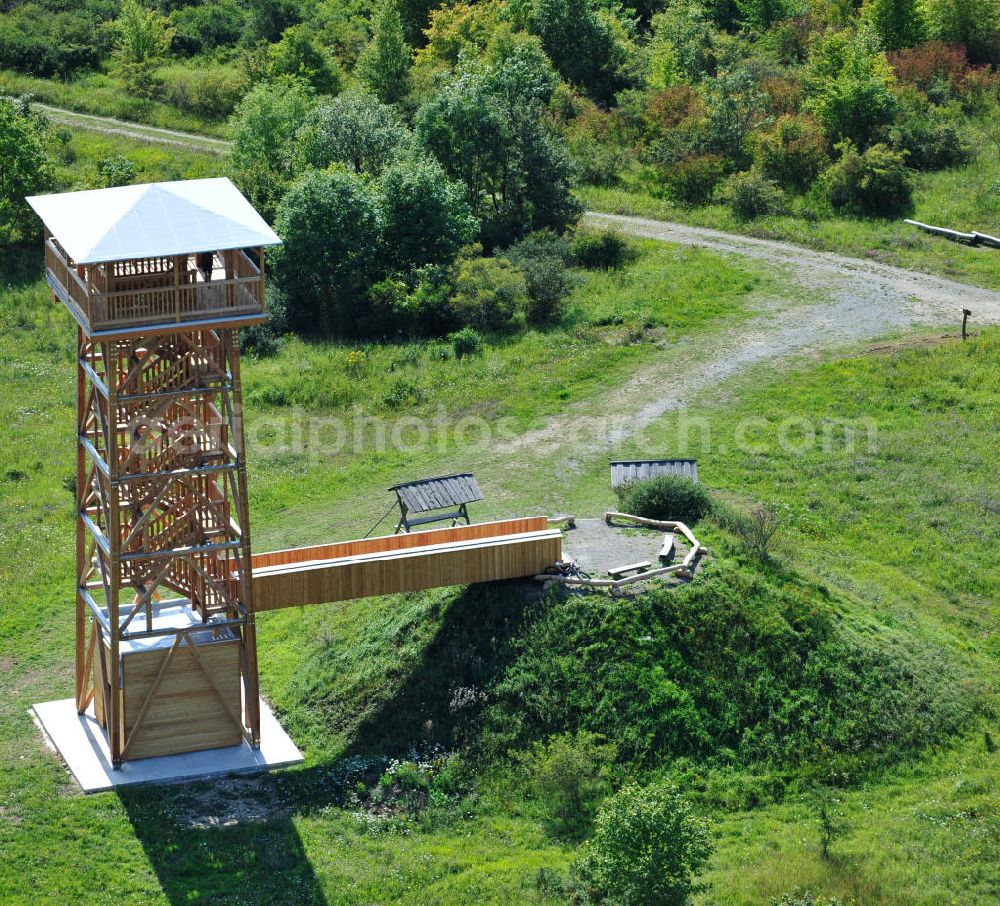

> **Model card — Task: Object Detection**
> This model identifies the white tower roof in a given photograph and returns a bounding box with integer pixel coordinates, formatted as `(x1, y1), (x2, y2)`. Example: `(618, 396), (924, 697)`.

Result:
(27, 177), (280, 265)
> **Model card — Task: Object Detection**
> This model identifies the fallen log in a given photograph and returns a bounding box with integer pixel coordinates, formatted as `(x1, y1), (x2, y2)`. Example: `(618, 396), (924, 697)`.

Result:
(905, 219), (1000, 249)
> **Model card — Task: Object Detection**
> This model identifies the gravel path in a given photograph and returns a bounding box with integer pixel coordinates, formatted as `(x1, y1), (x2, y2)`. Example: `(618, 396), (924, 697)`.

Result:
(497, 212), (1000, 460)
(584, 211), (1000, 320)
(36, 104), (230, 155)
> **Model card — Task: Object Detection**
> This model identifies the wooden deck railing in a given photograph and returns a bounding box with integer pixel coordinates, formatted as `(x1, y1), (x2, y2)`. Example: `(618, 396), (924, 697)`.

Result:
(44, 238), (266, 334)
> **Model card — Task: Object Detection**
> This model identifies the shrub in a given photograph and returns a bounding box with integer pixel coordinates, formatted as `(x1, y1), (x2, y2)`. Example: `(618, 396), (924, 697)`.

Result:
(641, 85), (706, 139)
(449, 255), (527, 331)
(616, 474), (713, 523)
(378, 155), (479, 277)
(570, 228), (637, 269)
(888, 40), (971, 95)
(761, 76), (804, 116)
(720, 171), (787, 220)
(574, 781), (713, 906)
(821, 140), (913, 217)
(382, 376), (426, 409)
(753, 115), (829, 190)
(888, 91), (971, 170)
(659, 154), (726, 206)
(564, 101), (630, 186)
(505, 231), (574, 324)
(93, 154), (135, 189)
(364, 278), (413, 336)
(518, 731), (616, 838)
(716, 502), (781, 559)
(159, 63), (247, 120)
(450, 326), (483, 358)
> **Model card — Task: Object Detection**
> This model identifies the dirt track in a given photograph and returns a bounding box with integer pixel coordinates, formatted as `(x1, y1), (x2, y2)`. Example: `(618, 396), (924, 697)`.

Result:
(494, 212), (1000, 461)
(584, 211), (1000, 321)
(36, 103), (229, 154)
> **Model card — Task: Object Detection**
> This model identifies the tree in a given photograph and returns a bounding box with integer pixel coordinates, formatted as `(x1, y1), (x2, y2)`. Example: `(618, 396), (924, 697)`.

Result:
(270, 167), (383, 336)
(228, 80), (314, 220)
(412, 1), (503, 87)
(0, 95), (54, 242)
(861, 0), (927, 52)
(267, 24), (343, 94)
(356, 0), (412, 105)
(244, 0), (301, 43)
(415, 41), (580, 248)
(575, 781), (713, 906)
(924, 0), (1000, 64)
(804, 27), (898, 148)
(526, 0), (634, 104)
(701, 69), (770, 168)
(377, 154), (478, 275)
(647, 0), (715, 89)
(110, 0), (174, 98)
(296, 89), (411, 175)
(736, 0), (796, 33)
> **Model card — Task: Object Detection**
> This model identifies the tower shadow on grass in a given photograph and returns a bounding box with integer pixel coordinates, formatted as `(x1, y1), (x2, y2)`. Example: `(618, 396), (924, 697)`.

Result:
(119, 580), (544, 903)
(120, 772), (330, 906)
(346, 580), (542, 755)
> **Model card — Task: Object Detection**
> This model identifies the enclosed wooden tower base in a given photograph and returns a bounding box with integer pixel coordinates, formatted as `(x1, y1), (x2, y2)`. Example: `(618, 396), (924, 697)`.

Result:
(92, 604), (243, 761)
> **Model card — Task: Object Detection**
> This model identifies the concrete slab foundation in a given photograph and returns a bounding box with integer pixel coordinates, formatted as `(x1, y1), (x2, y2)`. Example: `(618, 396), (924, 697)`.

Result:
(31, 698), (303, 793)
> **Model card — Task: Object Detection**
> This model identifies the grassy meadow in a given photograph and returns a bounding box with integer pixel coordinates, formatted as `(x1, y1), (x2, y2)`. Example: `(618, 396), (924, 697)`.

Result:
(0, 132), (998, 905)
(0, 67), (229, 137)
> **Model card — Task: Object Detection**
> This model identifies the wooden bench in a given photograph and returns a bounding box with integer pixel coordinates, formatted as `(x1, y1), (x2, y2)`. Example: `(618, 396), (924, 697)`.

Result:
(607, 560), (653, 578)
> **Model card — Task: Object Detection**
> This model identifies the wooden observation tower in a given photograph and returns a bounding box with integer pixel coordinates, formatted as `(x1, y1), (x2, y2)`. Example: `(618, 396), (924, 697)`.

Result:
(28, 178), (281, 766)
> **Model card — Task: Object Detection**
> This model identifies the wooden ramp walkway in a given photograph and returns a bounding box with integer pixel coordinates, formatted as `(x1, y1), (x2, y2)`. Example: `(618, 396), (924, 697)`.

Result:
(252, 517), (562, 611)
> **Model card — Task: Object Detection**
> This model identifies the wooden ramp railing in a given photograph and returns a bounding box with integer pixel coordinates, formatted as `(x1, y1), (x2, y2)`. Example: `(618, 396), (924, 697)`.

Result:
(252, 518), (562, 611)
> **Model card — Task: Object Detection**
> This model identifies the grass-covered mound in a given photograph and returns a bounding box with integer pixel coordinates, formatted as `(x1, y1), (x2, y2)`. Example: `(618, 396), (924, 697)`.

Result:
(265, 558), (979, 784)
(482, 564), (977, 773)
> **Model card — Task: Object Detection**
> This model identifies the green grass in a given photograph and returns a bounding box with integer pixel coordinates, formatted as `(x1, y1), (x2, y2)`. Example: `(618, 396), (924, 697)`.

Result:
(579, 118), (1000, 290)
(0, 68), (229, 137)
(0, 133), (998, 904)
(52, 129), (222, 188)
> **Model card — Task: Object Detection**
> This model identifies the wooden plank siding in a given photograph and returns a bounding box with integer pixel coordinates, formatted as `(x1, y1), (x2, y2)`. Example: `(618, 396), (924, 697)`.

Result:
(252, 518), (561, 611)
(44, 236), (266, 338)
(390, 473), (484, 514)
(92, 634), (242, 761)
(610, 459), (699, 488)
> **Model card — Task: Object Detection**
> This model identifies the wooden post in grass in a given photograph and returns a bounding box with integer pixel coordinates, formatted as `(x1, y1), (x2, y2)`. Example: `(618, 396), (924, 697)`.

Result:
(963, 308), (971, 340)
